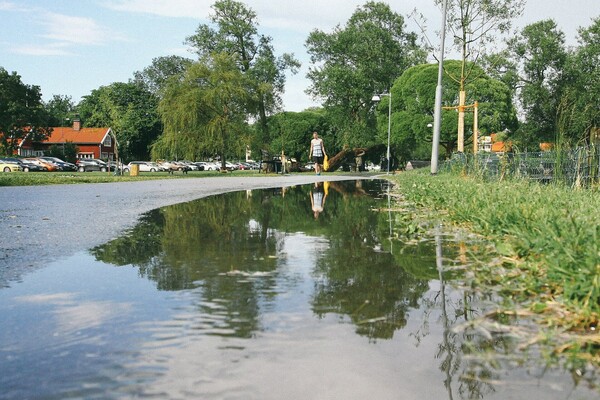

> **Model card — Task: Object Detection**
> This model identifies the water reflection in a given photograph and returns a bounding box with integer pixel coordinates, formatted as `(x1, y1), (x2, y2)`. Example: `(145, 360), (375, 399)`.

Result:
(93, 180), (411, 340)
(310, 181), (327, 219)
(1, 180), (592, 399)
(89, 181), (475, 346)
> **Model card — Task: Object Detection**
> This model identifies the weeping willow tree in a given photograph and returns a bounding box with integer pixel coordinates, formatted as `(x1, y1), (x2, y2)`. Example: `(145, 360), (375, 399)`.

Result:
(152, 52), (253, 167)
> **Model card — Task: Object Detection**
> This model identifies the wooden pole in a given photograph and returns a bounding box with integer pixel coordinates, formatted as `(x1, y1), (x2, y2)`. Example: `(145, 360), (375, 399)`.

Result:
(457, 90), (466, 152)
(473, 101), (478, 153)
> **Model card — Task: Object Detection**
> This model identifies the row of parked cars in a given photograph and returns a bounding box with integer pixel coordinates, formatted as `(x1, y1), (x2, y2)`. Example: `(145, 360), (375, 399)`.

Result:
(0, 156), (261, 173)
(123, 160), (260, 172)
(0, 156), (76, 172)
(0, 156), (118, 172)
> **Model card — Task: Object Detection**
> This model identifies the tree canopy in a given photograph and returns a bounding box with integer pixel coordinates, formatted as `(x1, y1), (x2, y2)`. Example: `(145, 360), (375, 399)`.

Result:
(507, 19), (568, 146)
(0, 67), (51, 156)
(44, 95), (76, 127)
(383, 61), (517, 161)
(557, 17), (600, 145)
(154, 53), (252, 166)
(185, 0), (300, 140)
(265, 109), (331, 163)
(306, 1), (426, 150)
(132, 55), (193, 98)
(77, 82), (161, 161)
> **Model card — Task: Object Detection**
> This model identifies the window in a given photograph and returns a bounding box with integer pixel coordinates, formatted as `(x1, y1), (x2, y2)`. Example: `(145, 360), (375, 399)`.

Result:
(103, 135), (112, 146)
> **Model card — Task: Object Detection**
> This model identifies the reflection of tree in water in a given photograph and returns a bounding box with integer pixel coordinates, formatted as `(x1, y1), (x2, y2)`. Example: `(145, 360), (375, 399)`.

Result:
(312, 248), (430, 339)
(310, 181), (432, 340)
(424, 228), (515, 399)
(90, 181), (599, 396)
(91, 180), (398, 339)
(376, 191), (502, 399)
(92, 190), (281, 337)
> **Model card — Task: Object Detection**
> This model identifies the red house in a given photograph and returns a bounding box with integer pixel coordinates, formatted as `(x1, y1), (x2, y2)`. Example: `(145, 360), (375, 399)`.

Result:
(17, 118), (117, 160)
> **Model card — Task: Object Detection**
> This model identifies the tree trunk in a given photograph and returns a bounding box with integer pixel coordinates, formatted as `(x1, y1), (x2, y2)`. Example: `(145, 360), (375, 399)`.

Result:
(325, 145), (384, 172)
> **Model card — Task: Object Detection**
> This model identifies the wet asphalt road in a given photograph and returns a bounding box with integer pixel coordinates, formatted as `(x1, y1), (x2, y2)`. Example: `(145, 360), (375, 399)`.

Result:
(0, 174), (377, 287)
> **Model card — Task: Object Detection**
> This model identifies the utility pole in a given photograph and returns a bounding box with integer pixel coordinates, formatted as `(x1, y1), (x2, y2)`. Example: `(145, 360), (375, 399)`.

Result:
(431, 0), (448, 175)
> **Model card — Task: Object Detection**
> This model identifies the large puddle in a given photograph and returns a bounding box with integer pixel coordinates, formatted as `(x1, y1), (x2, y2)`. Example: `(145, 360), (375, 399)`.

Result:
(0, 180), (597, 399)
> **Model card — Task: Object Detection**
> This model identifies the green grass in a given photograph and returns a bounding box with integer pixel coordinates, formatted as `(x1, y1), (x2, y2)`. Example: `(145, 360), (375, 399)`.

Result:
(390, 170), (600, 361)
(0, 170), (263, 186)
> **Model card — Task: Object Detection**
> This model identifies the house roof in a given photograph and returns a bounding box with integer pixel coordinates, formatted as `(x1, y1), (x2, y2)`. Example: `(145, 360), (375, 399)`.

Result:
(491, 141), (509, 152)
(46, 127), (111, 144)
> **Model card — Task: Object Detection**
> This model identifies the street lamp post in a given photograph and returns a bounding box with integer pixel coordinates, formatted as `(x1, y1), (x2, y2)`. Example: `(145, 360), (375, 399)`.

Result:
(372, 91), (392, 174)
(431, 0), (449, 175)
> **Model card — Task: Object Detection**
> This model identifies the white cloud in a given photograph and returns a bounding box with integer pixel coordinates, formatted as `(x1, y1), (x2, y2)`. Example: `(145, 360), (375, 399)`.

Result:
(0, 1), (27, 12)
(9, 10), (131, 56)
(103, 0), (368, 33)
(12, 42), (72, 56)
(104, 0), (212, 18)
(41, 12), (110, 45)
(253, 0), (363, 32)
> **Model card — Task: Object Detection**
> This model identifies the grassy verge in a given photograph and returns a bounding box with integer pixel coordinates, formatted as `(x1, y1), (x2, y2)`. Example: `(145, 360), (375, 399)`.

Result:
(389, 169), (600, 363)
(0, 170), (263, 186)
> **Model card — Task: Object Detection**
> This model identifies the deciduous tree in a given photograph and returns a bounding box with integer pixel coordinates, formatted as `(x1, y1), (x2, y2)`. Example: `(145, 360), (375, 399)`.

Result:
(132, 55), (193, 98)
(557, 17), (600, 145)
(266, 110), (331, 163)
(435, 0), (525, 151)
(44, 94), (76, 127)
(0, 67), (51, 155)
(185, 0), (299, 139)
(154, 53), (252, 168)
(77, 82), (161, 161)
(388, 61), (517, 159)
(306, 1), (425, 149)
(507, 19), (567, 146)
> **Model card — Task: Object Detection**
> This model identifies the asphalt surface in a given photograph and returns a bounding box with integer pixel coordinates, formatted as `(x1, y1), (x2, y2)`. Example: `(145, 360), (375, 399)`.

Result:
(0, 173), (379, 287)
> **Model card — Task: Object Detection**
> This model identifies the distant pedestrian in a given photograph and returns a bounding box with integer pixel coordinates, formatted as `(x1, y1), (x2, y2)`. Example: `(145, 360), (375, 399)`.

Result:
(309, 131), (326, 175)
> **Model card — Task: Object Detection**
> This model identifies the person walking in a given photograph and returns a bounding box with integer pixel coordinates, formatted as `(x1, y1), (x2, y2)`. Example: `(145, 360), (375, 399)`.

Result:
(309, 131), (326, 175)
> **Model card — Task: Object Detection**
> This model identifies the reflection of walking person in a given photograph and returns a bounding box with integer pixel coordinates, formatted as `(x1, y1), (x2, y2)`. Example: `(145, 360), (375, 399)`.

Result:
(310, 182), (327, 219)
(309, 131), (326, 175)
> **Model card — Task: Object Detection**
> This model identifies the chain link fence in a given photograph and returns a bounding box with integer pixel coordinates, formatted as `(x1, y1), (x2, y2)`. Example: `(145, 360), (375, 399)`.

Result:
(443, 146), (600, 187)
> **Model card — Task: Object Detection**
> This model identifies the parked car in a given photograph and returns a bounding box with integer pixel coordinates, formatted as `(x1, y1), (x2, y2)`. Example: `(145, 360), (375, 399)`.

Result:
(25, 157), (57, 171)
(196, 161), (220, 171)
(180, 161), (199, 171)
(0, 157), (45, 172)
(39, 156), (77, 171)
(123, 161), (164, 173)
(245, 161), (260, 170)
(190, 162), (205, 171)
(157, 160), (190, 172)
(0, 160), (21, 172)
(76, 158), (109, 172)
(22, 158), (47, 172)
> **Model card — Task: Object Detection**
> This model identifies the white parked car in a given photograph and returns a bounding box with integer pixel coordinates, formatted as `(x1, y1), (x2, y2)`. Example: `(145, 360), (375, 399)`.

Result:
(124, 161), (164, 172)
(180, 161), (199, 171)
(197, 161), (220, 171)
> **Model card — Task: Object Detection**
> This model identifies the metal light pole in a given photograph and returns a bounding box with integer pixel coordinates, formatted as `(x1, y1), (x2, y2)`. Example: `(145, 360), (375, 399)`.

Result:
(372, 91), (392, 174)
(431, 0), (449, 175)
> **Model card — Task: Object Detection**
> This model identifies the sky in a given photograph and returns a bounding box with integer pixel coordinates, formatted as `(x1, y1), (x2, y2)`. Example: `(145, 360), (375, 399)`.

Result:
(1, 0), (598, 112)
